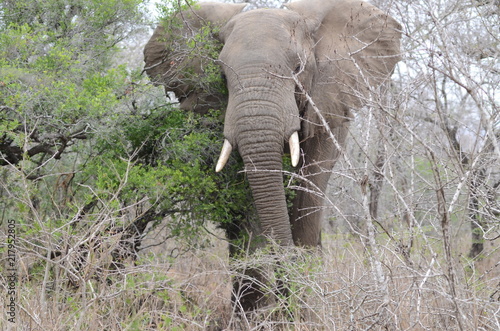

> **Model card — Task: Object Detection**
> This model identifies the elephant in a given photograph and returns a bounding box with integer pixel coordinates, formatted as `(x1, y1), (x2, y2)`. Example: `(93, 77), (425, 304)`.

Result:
(144, 0), (401, 312)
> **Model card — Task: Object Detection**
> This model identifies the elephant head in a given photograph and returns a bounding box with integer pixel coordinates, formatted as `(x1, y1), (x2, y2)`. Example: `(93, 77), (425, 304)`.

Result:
(144, 0), (401, 247)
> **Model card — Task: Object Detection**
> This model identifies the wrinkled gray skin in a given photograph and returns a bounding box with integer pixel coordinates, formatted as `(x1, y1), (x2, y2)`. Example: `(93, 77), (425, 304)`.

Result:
(144, 0), (400, 310)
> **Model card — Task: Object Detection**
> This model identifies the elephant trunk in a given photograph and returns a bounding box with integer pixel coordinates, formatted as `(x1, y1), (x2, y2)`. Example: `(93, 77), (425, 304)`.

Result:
(234, 106), (294, 247)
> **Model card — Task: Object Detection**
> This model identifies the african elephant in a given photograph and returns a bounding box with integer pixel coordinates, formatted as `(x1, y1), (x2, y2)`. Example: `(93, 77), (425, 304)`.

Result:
(144, 0), (401, 311)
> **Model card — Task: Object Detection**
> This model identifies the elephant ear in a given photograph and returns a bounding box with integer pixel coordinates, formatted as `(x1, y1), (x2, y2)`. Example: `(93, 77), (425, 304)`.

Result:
(143, 2), (246, 114)
(287, 0), (401, 110)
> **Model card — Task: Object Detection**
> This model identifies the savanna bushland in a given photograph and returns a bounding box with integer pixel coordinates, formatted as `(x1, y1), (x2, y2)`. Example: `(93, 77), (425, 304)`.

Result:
(1, 0), (498, 330)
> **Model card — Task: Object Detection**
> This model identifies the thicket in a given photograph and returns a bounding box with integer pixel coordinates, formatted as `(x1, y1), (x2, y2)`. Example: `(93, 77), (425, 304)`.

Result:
(0, 0), (250, 328)
(0, 0), (253, 245)
(1, 0), (498, 330)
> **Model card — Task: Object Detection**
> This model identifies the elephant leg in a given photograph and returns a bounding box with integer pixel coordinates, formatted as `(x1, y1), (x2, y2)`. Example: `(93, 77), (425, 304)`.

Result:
(291, 124), (348, 247)
(224, 212), (272, 313)
(232, 267), (269, 312)
(225, 215), (297, 315)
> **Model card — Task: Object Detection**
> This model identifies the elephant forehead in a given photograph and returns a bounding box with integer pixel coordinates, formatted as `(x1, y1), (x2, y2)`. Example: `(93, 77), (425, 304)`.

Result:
(225, 9), (308, 44)
(220, 11), (311, 70)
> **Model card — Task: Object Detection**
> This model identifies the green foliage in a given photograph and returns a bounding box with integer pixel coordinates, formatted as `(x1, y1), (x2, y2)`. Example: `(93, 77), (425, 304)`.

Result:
(0, 0), (145, 164)
(155, 0), (228, 100)
(0, 0), (258, 253)
(190, 24), (228, 96)
(0, 0), (255, 263)
(86, 106), (253, 244)
(156, 0), (197, 18)
(1, 0), (145, 51)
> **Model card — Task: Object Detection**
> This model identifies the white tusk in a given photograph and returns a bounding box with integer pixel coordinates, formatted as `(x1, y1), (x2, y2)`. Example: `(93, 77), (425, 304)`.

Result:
(289, 131), (300, 167)
(215, 139), (232, 172)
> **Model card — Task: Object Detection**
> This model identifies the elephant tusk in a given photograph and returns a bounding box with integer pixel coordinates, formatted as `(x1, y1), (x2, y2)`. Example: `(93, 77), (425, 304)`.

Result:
(215, 139), (232, 172)
(289, 132), (300, 167)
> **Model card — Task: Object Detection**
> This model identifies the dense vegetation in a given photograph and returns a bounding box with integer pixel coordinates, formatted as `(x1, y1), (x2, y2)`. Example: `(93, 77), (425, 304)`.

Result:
(1, 0), (498, 329)
(0, 0), (254, 252)
(0, 1), (252, 327)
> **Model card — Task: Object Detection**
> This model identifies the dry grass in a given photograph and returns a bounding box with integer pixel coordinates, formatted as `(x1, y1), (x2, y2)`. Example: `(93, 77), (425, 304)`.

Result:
(3, 225), (499, 331)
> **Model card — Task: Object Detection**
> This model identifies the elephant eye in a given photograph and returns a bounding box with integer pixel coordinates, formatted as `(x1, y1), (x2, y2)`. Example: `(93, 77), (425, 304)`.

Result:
(293, 64), (302, 74)
(220, 73), (227, 84)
